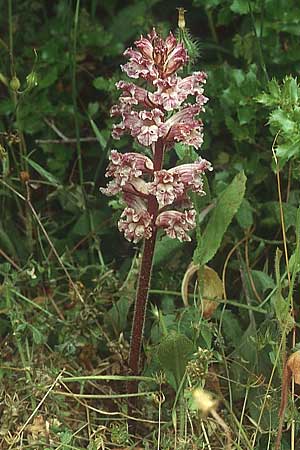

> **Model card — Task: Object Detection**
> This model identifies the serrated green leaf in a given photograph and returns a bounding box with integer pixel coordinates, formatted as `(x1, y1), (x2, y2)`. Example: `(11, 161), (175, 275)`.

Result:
(276, 140), (300, 160)
(269, 109), (295, 133)
(194, 171), (246, 266)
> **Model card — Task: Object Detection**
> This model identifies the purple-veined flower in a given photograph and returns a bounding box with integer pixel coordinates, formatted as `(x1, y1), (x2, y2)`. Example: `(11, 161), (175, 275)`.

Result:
(156, 209), (196, 242)
(118, 196), (152, 243)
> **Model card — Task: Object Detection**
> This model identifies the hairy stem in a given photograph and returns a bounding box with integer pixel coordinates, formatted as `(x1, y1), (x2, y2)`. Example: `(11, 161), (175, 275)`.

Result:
(128, 139), (165, 377)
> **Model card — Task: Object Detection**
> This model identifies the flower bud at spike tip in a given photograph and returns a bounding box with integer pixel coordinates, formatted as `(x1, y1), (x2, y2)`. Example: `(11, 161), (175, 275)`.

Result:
(10, 76), (20, 91)
(177, 7), (186, 30)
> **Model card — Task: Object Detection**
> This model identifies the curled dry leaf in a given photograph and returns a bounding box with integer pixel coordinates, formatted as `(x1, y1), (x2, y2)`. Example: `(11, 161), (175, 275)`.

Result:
(287, 350), (300, 384)
(275, 350), (300, 450)
(181, 263), (224, 318)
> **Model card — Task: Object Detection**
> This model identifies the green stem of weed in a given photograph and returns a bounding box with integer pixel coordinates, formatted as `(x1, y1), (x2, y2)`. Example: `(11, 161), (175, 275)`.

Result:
(72, 0), (84, 187)
(8, 0), (33, 252)
(71, 1), (103, 265)
(205, 8), (222, 63)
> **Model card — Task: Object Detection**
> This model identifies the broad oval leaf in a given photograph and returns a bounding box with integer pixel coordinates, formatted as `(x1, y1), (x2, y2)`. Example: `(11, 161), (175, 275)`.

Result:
(194, 171), (246, 266)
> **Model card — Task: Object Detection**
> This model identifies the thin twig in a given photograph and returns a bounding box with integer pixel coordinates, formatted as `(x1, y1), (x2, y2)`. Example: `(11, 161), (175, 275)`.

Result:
(0, 247), (21, 271)
(44, 118), (69, 140)
(35, 137), (98, 144)
(211, 409), (232, 450)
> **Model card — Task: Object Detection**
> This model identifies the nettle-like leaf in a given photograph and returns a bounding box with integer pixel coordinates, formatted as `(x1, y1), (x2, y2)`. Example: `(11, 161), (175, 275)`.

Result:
(157, 332), (194, 389)
(257, 76), (300, 162)
(194, 171), (247, 266)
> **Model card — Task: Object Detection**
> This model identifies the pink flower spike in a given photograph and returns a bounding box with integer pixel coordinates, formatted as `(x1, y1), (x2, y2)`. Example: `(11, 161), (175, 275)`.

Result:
(149, 170), (184, 207)
(118, 199), (153, 243)
(156, 209), (196, 242)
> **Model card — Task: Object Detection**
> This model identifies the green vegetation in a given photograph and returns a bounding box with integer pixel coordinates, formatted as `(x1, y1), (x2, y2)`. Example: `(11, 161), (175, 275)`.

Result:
(1, 1), (300, 448)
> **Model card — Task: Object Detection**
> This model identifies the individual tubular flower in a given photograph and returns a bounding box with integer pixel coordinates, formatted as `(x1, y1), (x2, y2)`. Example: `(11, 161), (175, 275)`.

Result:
(112, 109), (165, 147)
(169, 158), (213, 194)
(149, 157), (212, 206)
(115, 81), (156, 109)
(122, 29), (188, 82)
(118, 196), (152, 243)
(156, 209), (196, 242)
(148, 170), (185, 207)
(161, 104), (204, 149)
(100, 150), (153, 196)
(151, 72), (208, 111)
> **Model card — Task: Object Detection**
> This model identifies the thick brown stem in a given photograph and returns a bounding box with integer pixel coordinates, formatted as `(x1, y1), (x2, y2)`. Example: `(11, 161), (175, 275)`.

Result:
(128, 234), (157, 375)
(275, 364), (291, 450)
(128, 140), (165, 378)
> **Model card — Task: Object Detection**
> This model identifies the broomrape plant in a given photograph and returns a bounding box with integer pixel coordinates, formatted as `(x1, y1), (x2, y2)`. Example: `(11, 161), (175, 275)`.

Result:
(101, 28), (212, 378)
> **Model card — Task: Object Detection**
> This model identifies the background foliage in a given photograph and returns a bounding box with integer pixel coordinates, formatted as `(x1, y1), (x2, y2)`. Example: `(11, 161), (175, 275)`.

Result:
(1, 0), (300, 449)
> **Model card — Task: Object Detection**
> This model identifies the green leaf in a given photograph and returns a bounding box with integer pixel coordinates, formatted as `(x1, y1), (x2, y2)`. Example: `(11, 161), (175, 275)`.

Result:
(38, 66), (58, 88)
(174, 143), (199, 162)
(269, 109), (295, 134)
(230, 0), (250, 15)
(250, 270), (275, 293)
(93, 76), (112, 91)
(24, 156), (60, 186)
(105, 296), (131, 336)
(153, 235), (182, 267)
(272, 294), (294, 334)
(0, 225), (17, 258)
(236, 198), (253, 229)
(194, 171), (247, 266)
(276, 140), (300, 160)
(220, 310), (244, 348)
(89, 117), (107, 150)
(157, 332), (194, 389)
